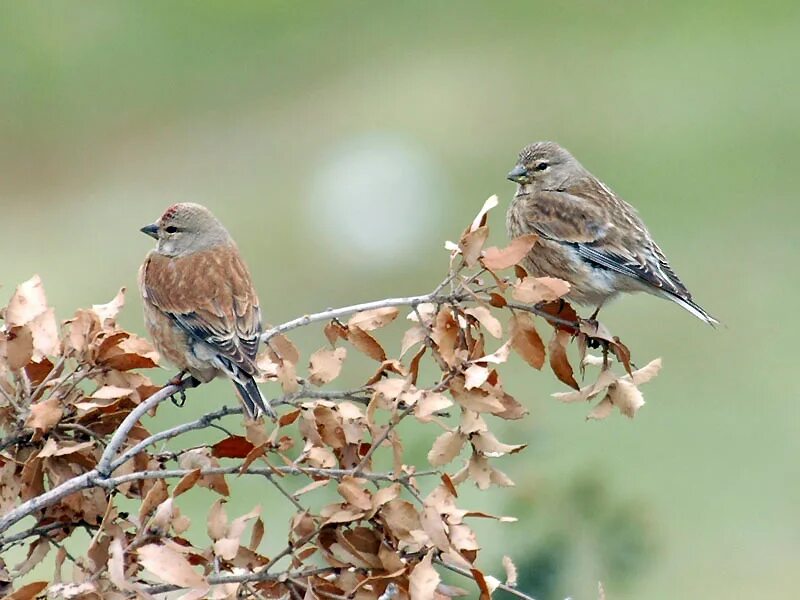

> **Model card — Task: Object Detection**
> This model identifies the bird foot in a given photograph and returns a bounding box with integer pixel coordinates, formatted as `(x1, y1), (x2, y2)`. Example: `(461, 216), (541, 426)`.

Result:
(166, 372), (201, 408)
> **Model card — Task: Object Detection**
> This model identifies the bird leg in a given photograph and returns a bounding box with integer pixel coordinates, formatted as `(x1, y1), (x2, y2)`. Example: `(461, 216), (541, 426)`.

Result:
(166, 371), (201, 408)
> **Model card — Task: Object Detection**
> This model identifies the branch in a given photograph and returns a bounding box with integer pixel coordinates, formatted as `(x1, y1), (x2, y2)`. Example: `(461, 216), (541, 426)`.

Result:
(0, 380), (186, 534)
(261, 292), (438, 342)
(434, 557), (536, 600)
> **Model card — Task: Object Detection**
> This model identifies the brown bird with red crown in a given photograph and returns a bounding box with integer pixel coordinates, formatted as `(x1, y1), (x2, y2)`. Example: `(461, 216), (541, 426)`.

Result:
(138, 203), (274, 418)
(507, 141), (717, 324)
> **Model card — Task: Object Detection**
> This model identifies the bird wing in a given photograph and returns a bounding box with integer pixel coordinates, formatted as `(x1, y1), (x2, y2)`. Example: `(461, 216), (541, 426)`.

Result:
(141, 246), (262, 376)
(518, 180), (691, 298)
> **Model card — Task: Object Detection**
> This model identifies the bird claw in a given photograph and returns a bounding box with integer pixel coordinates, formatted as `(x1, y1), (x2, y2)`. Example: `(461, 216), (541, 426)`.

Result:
(170, 389), (188, 408)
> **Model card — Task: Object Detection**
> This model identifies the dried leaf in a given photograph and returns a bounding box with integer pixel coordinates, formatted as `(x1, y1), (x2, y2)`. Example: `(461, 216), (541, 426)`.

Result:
(3, 581), (48, 600)
(509, 313), (545, 369)
(139, 479), (169, 524)
(138, 543), (208, 590)
(587, 396), (614, 421)
(459, 226), (489, 268)
(431, 308), (459, 367)
(606, 379), (645, 418)
(92, 288), (126, 326)
(481, 234), (539, 270)
(348, 307), (399, 331)
(338, 477), (373, 512)
(24, 397), (63, 435)
(212, 435), (255, 459)
(408, 551), (440, 600)
(6, 326), (33, 371)
(348, 327), (387, 362)
(400, 325), (427, 357)
(471, 431), (526, 457)
(465, 307), (502, 338)
(5, 276), (48, 327)
(548, 329), (579, 390)
(464, 364), (490, 390)
(308, 347), (347, 386)
(415, 391), (453, 422)
(173, 469), (203, 497)
(512, 276), (570, 304)
(469, 195), (499, 232)
(428, 431), (465, 467)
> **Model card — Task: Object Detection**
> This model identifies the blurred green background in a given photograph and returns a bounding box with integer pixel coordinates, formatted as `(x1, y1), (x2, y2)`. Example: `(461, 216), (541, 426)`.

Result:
(2, 1), (799, 598)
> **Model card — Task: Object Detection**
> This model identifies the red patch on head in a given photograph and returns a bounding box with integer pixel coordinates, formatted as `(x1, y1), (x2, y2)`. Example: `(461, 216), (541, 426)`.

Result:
(160, 204), (181, 222)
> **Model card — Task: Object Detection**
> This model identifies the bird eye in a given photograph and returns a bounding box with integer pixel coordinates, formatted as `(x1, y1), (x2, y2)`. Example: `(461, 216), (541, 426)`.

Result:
(165, 226), (178, 234)
(535, 162), (549, 171)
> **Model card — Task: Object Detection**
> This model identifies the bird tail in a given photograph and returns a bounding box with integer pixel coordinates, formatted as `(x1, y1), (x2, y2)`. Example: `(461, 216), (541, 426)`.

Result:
(664, 292), (719, 326)
(233, 376), (276, 420)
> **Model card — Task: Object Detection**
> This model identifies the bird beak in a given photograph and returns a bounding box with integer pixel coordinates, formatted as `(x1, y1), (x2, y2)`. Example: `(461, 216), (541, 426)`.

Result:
(140, 223), (159, 239)
(507, 164), (528, 183)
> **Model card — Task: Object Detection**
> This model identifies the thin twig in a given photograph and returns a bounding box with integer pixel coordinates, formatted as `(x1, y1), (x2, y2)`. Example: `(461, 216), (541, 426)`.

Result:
(261, 292), (441, 343)
(434, 557), (536, 600)
(0, 380), (185, 534)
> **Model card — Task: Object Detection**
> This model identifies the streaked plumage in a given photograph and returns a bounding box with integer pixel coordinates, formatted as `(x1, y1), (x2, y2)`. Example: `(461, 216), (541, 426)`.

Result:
(138, 202), (274, 418)
(506, 141), (717, 324)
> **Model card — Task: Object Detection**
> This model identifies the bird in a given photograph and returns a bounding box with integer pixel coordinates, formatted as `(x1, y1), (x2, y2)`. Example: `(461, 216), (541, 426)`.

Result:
(506, 141), (717, 325)
(138, 202), (275, 418)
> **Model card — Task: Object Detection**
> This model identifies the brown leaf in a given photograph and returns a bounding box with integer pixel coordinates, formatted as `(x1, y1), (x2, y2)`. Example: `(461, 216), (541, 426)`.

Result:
(471, 569), (492, 600)
(212, 435), (255, 459)
(347, 307), (399, 331)
(5, 326), (33, 371)
(400, 325), (427, 357)
(324, 320), (349, 346)
(481, 233), (539, 270)
(277, 359), (299, 393)
(548, 329), (579, 390)
(24, 396), (63, 436)
(606, 379), (645, 419)
(428, 431), (465, 467)
(3, 581), (48, 600)
(468, 195), (499, 232)
(308, 347), (347, 386)
(463, 364), (490, 390)
(5, 276), (48, 327)
(379, 499), (421, 542)
(27, 309), (60, 360)
(338, 477), (373, 512)
(415, 391), (453, 422)
(450, 378), (504, 414)
(139, 479), (169, 524)
(269, 333), (300, 364)
(465, 307), (502, 339)
(459, 226), (489, 268)
(348, 327), (386, 362)
(138, 543), (208, 590)
(91, 288), (126, 327)
(488, 292), (507, 308)
(587, 395), (614, 420)
(510, 313), (545, 369)
(512, 276), (571, 304)
(431, 308), (459, 367)
(12, 539), (50, 577)
(409, 551), (440, 600)
(173, 469), (203, 498)
(471, 431), (526, 457)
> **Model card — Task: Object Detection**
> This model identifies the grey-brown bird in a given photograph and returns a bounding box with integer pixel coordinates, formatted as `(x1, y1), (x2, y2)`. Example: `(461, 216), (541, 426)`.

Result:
(138, 203), (275, 418)
(506, 141), (717, 324)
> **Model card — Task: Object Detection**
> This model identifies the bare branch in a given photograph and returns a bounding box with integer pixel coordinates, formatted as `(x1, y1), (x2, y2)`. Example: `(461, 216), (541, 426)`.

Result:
(434, 557), (537, 600)
(261, 292), (438, 342)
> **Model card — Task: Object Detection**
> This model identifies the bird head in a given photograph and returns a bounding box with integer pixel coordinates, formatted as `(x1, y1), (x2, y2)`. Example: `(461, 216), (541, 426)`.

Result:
(507, 141), (580, 188)
(141, 203), (232, 257)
